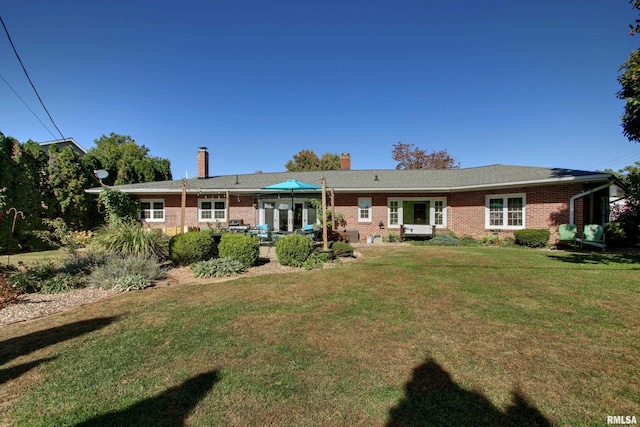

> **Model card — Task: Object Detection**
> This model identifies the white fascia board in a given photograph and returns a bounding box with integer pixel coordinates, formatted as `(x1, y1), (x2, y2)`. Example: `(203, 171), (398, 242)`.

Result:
(336, 174), (611, 193)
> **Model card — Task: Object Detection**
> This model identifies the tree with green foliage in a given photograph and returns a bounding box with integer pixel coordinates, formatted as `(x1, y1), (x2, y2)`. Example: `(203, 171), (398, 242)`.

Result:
(47, 145), (100, 229)
(285, 149), (341, 171)
(0, 133), (45, 252)
(83, 133), (172, 186)
(618, 1), (640, 142)
(606, 162), (640, 245)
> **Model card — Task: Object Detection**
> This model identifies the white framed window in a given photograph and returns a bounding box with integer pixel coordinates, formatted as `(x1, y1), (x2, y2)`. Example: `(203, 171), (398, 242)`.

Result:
(389, 200), (400, 226)
(199, 199), (226, 222)
(358, 197), (372, 222)
(485, 193), (525, 229)
(433, 199), (445, 226)
(140, 199), (165, 222)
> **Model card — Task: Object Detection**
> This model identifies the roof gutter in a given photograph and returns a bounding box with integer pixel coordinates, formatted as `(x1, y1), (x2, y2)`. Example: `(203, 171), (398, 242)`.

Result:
(569, 181), (612, 225)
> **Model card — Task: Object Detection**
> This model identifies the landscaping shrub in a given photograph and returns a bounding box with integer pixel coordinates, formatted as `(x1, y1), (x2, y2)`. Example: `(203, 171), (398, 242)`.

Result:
(32, 218), (93, 253)
(302, 252), (331, 270)
(514, 229), (550, 248)
(39, 273), (84, 294)
(91, 220), (169, 260)
(191, 257), (246, 278)
(6, 253), (103, 294)
(330, 241), (354, 257)
(383, 232), (400, 243)
(218, 233), (260, 269)
(88, 253), (165, 291)
(0, 272), (19, 309)
(275, 234), (313, 267)
(427, 234), (460, 246)
(458, 235), (479, 246)
(605, 221), (631, 247)
(169, 230), (219, 266)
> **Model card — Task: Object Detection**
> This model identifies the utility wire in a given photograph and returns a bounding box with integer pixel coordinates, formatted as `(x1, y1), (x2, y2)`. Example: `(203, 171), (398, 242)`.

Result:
(596, 148), (640, 171)
(0, 72), (58, 139)
(0, 14), (65, 140)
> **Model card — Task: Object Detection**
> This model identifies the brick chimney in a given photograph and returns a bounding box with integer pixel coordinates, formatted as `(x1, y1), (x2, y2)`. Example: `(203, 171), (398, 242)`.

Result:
(340, 153), (351, 170)
(197, 147), (209, 178)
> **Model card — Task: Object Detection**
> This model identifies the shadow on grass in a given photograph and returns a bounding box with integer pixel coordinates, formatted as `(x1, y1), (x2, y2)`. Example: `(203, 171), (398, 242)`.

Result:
(0, 316), (119, 365)
(0, 356), (57, 385)
(387, 358), (551, 427)
(547, 252), (640, 266)
(75, 370), (220, 427)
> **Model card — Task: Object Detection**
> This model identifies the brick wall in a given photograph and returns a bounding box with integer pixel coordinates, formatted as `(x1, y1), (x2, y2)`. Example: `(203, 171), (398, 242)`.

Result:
(139, 182), (590, 240)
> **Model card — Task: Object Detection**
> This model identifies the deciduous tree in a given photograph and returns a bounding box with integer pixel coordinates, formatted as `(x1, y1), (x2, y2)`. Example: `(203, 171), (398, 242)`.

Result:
(285, 149), (341, 171)
(83, 133), (172, 185)
(618, 1), (640, 142)
(392, 142), (460, 170)
(47, 145), (99, 229)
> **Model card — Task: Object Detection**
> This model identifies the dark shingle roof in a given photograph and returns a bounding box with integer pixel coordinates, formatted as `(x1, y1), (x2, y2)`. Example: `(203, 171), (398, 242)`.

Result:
(87, 164), (612, 194)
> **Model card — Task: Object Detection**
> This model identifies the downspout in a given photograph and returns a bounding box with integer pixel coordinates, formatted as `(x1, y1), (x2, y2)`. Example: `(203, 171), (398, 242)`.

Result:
(569, 182), (612, 225)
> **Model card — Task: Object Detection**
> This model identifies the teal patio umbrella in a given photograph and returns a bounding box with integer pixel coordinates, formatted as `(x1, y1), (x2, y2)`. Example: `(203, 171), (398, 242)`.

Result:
(262, 179), (321, 208)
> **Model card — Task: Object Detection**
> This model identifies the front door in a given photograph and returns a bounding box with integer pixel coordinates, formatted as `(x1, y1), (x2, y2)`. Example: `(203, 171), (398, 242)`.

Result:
(414, 203), (427, 224)
(402, 201), (430, 224)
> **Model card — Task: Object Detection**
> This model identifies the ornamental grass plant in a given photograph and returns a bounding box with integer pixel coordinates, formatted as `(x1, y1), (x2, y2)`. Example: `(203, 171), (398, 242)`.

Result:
(90, 220), (169, 260)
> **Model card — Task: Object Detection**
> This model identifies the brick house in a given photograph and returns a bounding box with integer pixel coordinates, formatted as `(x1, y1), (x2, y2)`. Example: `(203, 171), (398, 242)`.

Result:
(87, 147), (618, 242)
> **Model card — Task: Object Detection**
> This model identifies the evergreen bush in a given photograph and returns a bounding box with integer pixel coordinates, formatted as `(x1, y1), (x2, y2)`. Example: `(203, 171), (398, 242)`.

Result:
(275, 234), (313, 267)
(514, 229), (550, 248)
(427, 234), (460, 246)
(330, 241), (354, 257)
(218, 233), (260, 269)
(169, 230), (219, 266)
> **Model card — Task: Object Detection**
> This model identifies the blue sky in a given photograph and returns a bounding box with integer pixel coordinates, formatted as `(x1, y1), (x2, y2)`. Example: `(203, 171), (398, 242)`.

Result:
(2, 0), (640, 178)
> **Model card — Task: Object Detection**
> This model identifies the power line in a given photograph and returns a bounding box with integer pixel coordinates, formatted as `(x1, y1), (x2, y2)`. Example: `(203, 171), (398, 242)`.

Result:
(0, 72), (58, 139)
(595, 147), (640, 170)
(0, 14), (65, 140)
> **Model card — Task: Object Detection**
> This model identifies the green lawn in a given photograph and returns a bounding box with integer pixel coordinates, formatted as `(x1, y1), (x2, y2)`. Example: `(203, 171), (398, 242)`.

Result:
(1, 246), (639, 426)
(2, 249), (67, 267)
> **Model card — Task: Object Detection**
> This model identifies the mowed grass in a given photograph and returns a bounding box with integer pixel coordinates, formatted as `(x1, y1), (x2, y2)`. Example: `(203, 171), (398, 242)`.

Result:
(1, 246), (639, 426)
(2, 249), (67, 267)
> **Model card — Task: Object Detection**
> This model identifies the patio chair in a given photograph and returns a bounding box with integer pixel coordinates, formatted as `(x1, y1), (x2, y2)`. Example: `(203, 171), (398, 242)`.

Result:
(555, 224), (577, 248)
(252, 224), (271, 243)
(296, 224), (321, 243)
(576, 224), (605, 251)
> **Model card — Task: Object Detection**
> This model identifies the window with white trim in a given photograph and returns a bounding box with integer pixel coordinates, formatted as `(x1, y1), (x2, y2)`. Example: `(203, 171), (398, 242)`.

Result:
(434, 200), (444, 226)
(358, 197), (372, 222)
(199, 199), (226, 222)
(389, 200), (399, 226)
(140, 199), (165, 222)
(485, 194), (525, 229)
